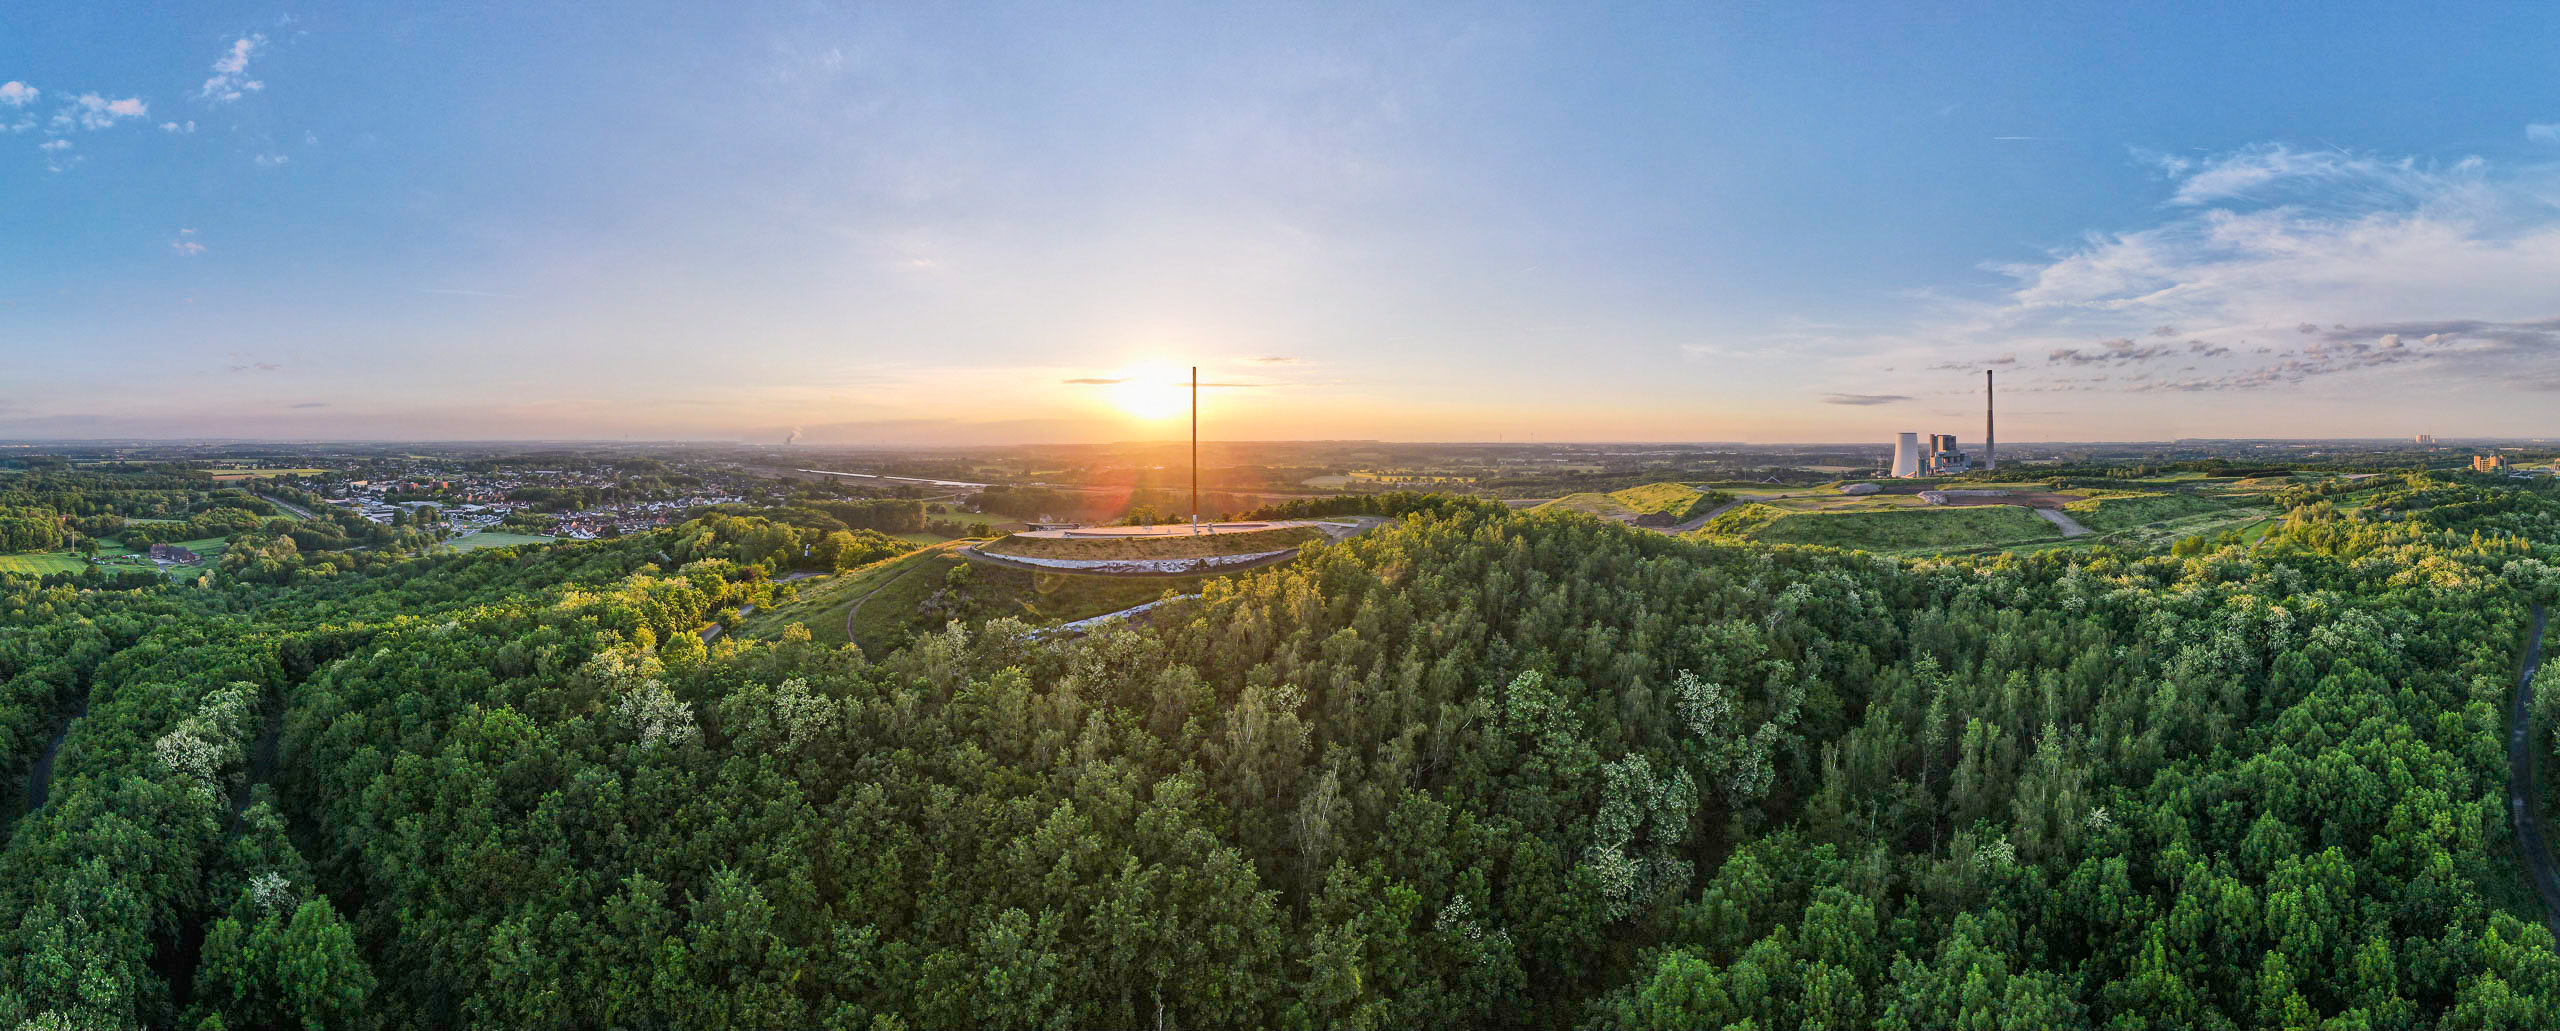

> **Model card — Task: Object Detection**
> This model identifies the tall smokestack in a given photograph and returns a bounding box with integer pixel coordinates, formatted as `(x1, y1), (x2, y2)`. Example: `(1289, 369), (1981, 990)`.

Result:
(1984, 369), (1996, 471)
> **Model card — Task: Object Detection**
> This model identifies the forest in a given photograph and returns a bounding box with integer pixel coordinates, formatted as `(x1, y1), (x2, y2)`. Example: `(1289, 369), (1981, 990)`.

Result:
(2, 468), (2559, 1028)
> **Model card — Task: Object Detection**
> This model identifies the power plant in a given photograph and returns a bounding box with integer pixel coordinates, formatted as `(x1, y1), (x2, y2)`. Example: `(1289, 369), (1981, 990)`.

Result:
(1885, 371), (1996, 477)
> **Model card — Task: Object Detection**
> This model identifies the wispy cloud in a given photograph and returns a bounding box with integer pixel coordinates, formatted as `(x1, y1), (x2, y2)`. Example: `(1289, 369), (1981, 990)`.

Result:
(199, 35), (267, 103)
(226, 360), (282, 373)
(52, 93), (147, 132)
(2531, 123), (2560, 145)
(37, 139), (69, 152)
(1821, 393), (1912, 406)
(170, 229), (204, 256)
(1061, 377), (1126, 385)
(288, 402), (329, 409)
(1245, 355), (1299, 364)
(0, 82), (34, 108)
(159, 120), (195, 133)
(254, 153), (290, 167)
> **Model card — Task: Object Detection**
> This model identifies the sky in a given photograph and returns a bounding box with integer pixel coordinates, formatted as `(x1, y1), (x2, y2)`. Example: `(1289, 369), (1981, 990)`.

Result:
(7, 1), (2560, 445)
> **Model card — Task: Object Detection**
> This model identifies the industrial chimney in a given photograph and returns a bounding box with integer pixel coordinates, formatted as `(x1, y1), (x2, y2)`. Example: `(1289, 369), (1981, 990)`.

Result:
(1983, 369), (1996, 471)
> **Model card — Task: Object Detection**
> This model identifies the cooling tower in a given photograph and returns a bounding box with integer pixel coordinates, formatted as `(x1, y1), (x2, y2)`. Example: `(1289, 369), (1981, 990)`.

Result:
(1892, 432), (1921, 478)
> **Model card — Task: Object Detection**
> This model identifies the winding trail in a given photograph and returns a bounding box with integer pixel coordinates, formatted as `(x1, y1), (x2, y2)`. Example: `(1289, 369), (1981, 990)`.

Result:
(2035, 508), (2092, 537)
(2508, 603), (2556, 944)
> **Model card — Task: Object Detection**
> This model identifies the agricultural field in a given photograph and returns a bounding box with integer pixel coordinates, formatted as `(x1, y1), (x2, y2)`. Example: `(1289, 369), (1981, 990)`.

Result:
(440, 531), (559, 552)
(1697, 501), (2060, 552)
(204, 467), (334, 480)
(0, 552), (89, 576)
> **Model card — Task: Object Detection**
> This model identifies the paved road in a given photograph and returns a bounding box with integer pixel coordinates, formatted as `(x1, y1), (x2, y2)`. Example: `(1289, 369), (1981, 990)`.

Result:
(2508, 603), (2556, 944)
(257, 494), (315, 520)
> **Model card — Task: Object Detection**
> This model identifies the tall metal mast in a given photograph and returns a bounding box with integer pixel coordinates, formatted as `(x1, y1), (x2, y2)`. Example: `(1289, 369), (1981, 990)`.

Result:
(1191, 366), (1199, 534)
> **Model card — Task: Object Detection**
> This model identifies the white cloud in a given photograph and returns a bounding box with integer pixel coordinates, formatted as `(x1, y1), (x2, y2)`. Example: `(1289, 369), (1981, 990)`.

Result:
(170, 229), (204, 256)
(37, 139), (69, 151)
(199, 35), (267, 103)
(2532, 123), (2560, 145)
(1821, 143), (2560, 397)
(51, 93), (149, 132)
(0, 82), (34, 107)
(160, 120), (195, 133)
(254, 152), (290, 166)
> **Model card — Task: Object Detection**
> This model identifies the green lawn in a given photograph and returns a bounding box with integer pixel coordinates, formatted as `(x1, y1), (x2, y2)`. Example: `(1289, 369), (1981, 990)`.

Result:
(441, 531), (559, 552)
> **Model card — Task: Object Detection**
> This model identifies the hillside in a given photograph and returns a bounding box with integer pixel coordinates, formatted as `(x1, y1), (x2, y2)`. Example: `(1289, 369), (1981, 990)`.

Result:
(5, 476), (2560, 1028)
(1535, 481), (1730, 521)
(1698, 499), (2059, 550)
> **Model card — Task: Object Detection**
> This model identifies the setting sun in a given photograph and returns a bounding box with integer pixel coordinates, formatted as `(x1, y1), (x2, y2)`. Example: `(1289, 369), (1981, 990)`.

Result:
(1109, 368), (1189, 421)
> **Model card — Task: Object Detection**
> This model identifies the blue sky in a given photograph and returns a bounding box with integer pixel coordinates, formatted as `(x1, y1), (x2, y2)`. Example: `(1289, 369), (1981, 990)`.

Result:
(7, 1), (2560, 443)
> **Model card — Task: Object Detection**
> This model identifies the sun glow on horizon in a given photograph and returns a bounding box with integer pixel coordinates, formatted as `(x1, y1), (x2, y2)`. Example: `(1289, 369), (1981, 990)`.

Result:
(1109, 367), (1190, 421)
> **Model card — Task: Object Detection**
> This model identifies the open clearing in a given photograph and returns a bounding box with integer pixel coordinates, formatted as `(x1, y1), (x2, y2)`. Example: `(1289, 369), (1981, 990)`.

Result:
(1697, 502), (2060, 552)
(981, 524), (1324, 561)
(1536, 482), (1728, 522)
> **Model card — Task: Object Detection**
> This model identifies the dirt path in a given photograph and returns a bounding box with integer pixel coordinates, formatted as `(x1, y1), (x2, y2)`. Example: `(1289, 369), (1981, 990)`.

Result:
(2035, 508), (2092, 537)
(2508, 603), (2557, 945)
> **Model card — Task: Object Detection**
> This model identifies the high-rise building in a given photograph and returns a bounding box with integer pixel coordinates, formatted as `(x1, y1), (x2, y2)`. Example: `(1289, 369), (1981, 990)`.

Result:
(2414, 433), (2436, 445)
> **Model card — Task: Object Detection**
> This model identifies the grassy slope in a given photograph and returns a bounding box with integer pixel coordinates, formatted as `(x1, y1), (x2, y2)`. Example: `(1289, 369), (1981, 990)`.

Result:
(2062, 492), (2237, 533)
(738, 546), (950, 646)
(979, 525), (1322, 560)
(1535, 482), (1725, 521)
(1605, 482), (1724, 520)
(1534, 493), (1639, 518)
(744, 542), (1222, 652)
(1699, 502), (2059, 551)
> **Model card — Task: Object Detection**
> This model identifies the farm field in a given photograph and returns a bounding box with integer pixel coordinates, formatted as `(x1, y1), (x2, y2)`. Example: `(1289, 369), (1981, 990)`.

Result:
(440, 531), (558, 552)
(0, 552), (88, 575)
(205, 467), (334, 480)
